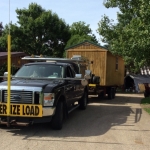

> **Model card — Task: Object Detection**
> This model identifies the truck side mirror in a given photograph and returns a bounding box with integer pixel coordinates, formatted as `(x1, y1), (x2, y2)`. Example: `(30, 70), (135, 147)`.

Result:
(3, 72), (8, 81)
(75, 74), (88, 86)
(84, 70), (92, 79)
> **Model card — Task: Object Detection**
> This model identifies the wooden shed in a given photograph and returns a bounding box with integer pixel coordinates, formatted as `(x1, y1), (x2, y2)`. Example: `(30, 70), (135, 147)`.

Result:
(66, 40), (125, 86)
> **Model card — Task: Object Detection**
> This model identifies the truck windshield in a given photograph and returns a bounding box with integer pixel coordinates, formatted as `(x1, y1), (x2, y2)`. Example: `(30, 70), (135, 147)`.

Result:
(15, 64), (63, 78)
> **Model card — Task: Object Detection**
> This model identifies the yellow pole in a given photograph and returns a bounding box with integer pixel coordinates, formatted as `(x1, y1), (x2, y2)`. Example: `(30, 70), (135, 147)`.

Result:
(7, 34), (11, 116)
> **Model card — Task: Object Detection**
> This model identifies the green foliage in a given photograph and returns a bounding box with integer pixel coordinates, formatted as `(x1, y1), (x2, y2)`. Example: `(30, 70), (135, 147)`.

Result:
(0, 24), (8, 50)
(65, 21), (98, 49)
(70, 21), (92, 36)
(0, 3), (71, 57)
(65, 34), (97, 49)
(0, 63), (19, 81)
(141, 97), (150, 114)
(0, 22), (3, 36)
(97, 0), (150, 73)
(143, 108), (150, 114)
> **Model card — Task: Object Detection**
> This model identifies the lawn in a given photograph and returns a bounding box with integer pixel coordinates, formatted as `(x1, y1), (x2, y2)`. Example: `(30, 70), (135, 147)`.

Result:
(141, 97), (150, 114)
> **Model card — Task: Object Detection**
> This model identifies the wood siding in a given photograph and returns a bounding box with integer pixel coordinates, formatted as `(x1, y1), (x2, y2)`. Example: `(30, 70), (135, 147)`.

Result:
(106, 52), (125, 86)
(0, 53), (28, 68)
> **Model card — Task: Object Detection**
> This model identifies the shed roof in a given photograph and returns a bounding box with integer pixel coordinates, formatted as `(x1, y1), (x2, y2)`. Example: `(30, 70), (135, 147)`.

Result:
(65, 40), (108, 51)
(0, 52), (26, 59)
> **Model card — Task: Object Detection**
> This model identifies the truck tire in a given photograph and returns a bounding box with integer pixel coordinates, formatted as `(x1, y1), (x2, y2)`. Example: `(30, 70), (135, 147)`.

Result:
(51, 101), (64, 130)
(108, 88), (113, 100)
(79, 91), (88, 110)
(98, 91), (104, 99)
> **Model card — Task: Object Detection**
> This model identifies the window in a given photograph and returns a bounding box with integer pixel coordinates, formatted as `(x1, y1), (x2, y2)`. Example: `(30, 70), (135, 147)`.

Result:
(116, 57), (118, 70)
(15, 64), (63, 78)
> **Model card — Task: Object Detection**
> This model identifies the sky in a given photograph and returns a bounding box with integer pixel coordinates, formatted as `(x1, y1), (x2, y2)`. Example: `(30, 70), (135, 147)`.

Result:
(0, 0), (119, 45)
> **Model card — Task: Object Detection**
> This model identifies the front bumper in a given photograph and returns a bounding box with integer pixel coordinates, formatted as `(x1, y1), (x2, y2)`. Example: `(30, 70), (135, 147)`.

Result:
(0, 107), (56, 126)
(0, 102), (56, 117)
(43, 107), (56, 116)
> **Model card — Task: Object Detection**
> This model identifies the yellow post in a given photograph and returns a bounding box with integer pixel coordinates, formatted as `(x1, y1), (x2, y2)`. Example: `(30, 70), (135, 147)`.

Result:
(7, 34), (11, 116)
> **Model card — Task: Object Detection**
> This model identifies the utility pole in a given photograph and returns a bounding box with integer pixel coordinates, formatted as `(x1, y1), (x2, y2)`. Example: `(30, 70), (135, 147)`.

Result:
(7, 0), (11, 126)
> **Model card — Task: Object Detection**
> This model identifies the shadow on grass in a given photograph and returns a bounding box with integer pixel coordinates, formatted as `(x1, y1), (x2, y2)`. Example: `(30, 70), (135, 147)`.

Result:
(141, 97), (150, 114)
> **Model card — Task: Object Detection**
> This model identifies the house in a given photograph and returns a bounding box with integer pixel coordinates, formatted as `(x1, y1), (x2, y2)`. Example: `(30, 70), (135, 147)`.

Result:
(65, 40), (125, 86)
(0, 52), (27, 68)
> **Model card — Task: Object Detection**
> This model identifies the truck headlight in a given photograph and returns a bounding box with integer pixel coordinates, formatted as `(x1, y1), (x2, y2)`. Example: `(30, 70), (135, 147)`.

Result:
(43, 93), (55, 106)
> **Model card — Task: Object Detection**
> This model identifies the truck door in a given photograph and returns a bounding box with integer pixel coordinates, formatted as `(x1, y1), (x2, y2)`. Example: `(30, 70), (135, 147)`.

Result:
(70, 64), (84, 99)
(65, 65), (84, 106)
(65, 66), (76, 106)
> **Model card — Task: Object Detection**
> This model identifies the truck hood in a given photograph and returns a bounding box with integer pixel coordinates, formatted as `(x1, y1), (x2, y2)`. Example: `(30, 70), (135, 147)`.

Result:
(0, 79), (64, 92)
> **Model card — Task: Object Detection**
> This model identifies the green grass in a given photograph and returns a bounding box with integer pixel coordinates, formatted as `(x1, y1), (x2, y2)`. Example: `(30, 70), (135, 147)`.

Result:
(141, 97), (150, 114)
(141, 97), (150, 104)
(143, 108), (150, 114)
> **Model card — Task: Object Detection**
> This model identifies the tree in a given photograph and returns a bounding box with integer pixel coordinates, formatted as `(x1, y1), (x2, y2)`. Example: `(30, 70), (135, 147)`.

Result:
(0, 3), (71, 57)
(0, 22), (3, 36)
(70, 21), (92, 36)
(97, 0), (150, 73)
(0, 22), (6, 51)
(65, 21), (98, 48)
(0, 23), (15, 52)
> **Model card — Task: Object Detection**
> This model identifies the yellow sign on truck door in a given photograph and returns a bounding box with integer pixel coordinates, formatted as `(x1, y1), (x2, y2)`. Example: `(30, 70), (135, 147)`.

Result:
(0, 103), (42, 117)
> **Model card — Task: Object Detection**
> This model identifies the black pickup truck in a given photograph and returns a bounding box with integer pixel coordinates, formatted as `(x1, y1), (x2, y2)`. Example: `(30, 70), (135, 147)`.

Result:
(0, 58), (90, 130)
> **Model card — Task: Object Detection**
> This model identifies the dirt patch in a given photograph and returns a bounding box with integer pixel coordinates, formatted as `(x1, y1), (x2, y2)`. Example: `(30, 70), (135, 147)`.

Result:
(141, 104), (150, 108)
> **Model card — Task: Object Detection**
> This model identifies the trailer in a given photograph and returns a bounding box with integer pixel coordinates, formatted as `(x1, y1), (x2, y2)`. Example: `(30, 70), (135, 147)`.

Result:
(66, 40), (125, 99)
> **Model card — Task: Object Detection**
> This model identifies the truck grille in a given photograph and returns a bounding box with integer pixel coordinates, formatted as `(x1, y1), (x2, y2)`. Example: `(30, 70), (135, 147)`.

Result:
(3, 90), (33, 104)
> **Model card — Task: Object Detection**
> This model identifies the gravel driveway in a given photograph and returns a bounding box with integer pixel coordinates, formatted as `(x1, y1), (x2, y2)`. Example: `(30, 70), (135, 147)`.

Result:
(0, 93), (150, 150)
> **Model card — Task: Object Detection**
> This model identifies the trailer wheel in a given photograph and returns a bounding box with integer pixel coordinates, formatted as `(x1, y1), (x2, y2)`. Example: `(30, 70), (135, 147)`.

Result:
(51, 101), (64, 130)
(98, 91), (104, 99)
(93, 76), (100, 84)
(108, 88), (113, 100)
(79, 91), (88, 110)
(144, 91), (149, 98)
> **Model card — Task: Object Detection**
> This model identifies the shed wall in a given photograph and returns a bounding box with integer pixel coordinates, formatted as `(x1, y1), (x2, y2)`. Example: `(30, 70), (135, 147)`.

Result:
(0, 55), (27, 68)
(106, 52), (125, 86)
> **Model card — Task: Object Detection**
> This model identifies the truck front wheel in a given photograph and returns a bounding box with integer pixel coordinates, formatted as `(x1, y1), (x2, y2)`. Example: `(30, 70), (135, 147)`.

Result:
(51, 101), (64, 130)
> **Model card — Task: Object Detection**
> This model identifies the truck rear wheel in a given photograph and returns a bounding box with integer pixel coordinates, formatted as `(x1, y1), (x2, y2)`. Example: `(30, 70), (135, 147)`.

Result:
(112, 88), (116, 99)
(79, 91), (88, 110)
(51, 101), (64, 130)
